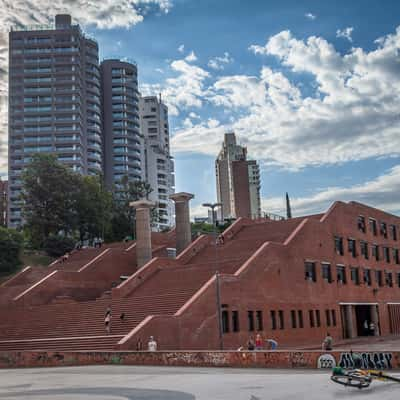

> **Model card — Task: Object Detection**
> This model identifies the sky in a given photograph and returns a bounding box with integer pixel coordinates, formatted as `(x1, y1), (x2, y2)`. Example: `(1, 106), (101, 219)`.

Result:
(1, 0), (400, 218)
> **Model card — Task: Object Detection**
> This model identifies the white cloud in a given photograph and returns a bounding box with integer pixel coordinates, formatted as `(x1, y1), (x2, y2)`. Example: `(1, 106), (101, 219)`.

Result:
(207, 52), (234, 70)
(185, 50), (198, 62)
(178, 44), (185, 53)
(305, 13), (316, 20)
(262, 166), (400, 217)
(336, 27), (354, 42)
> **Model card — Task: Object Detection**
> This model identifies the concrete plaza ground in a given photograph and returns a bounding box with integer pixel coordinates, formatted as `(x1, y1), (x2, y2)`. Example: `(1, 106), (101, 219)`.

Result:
(0, 365), (399, 400)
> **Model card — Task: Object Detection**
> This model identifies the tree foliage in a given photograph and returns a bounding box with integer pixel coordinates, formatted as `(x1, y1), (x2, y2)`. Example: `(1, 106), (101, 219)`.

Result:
(0, 227), (23, 275)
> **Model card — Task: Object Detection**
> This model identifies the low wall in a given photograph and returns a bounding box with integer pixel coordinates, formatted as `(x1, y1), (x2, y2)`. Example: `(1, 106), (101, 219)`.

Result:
(0, 350), (398, 369)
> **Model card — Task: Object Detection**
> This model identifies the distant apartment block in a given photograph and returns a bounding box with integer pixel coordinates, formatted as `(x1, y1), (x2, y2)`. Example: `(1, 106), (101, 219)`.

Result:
(8, 14), (102, 227)
(216, 132), (261, 220)
(100, 59), (142, 191)
(0, 179), (7, 227)
(139, 95), (175, 230)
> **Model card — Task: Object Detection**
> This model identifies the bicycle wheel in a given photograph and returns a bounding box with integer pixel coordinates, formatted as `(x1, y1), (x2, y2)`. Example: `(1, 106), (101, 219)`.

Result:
(331, 371), (372, 389)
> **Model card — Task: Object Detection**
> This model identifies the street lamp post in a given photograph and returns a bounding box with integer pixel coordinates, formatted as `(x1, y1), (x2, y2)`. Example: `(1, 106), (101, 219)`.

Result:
(202, 202), (223, 350)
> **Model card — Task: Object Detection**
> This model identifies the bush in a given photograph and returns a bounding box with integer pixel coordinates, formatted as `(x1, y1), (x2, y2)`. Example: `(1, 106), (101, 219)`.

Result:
(43, 235), (75, 257)
(0, 227), (23, 275)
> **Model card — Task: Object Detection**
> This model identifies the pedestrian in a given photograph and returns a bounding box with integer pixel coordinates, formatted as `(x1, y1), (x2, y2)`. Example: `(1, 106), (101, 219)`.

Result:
(322, 333), (333, 351)
(120, 312), (125, 322)
(247, 337), (255, 351)
(104, 307), (111, 334)
(136, 338), (143, 351)
(266, 338), (278, 350)
(369, 321), (375, 336)
(148, 336), (157, 351)
(255, 333), (263, 350)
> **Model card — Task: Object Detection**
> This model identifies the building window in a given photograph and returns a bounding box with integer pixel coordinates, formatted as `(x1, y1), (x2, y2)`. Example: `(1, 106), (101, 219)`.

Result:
(334, 236), (344, 255)
(360, 241), (369, 259)
(222, 310), (230, 333)
(350, 267), (360, 285)
(331, 310), (337, 326)
(298, 310), (304, 328)
(380, 222), (388, 238)
(369, 218), (377, 235)
(358, 216), (366, 233)
(256, 310), (263, 331)
(291, 310), (297, 329)
(270, 310), (277, 330)
(385, 271), (393, 287)
(397, 273), (400, 288)
(305, 261), (316, 282)
(383, 247), (391, 263)
(336, 265), (347, 284)
(363, 268), (372, 286)
(232, 311), (239, 332)
(393, 249), (400, 265)
(375, 270), (383, 287)
(348, 239), (357, 257)
(390, 225), (397, 241)
(321, 263), (332, 283)
(248, 311), (255, 332)
(372, 244), (380, 261)
(309, 310), (315, 328)
(326, 309), (331, 327)
(316, 310), (321, 327)
(278, 310), (284, 330)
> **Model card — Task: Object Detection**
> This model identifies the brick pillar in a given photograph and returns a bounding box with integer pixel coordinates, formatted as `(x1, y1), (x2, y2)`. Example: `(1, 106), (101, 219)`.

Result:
(130, 200), (156, 268)
(371, 305), (380, 336)
(170, 192), (194, 255)
(344, 305), (357, 339)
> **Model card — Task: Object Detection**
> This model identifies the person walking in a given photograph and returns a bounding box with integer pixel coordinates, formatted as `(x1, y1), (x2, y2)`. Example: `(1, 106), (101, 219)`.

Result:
(255, 334), (263, 350)
(266, 338), (278, 350)
(322, 333), (333, 351)
(247, 337), (255, 351)
(148, 336), (157, 351)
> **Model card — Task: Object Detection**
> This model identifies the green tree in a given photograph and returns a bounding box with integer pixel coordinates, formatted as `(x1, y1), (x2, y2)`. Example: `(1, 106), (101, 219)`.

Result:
(0, 227), (23, 275)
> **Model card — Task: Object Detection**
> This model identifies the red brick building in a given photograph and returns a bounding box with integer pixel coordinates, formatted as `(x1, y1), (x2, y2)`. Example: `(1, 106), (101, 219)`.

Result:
(0, 201), (399, 351)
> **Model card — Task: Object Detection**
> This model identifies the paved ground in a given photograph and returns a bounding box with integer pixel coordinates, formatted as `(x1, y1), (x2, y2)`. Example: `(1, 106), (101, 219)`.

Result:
(0, 365), (399, 399)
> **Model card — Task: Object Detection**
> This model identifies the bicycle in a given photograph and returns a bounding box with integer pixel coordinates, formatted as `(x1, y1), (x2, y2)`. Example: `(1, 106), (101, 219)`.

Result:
(331, 366), (400, 389)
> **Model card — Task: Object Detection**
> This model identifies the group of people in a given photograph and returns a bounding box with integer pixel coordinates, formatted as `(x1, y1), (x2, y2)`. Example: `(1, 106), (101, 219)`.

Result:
(239, 334), (278, 351)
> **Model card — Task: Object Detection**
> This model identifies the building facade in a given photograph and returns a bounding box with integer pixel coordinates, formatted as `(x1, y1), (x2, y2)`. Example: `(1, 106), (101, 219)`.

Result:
(0, 179), (7, 227)
(100, 59), (141, 191)
(8, 14), (102, 227)
(139, 95), (175, 231)
(216, 132), (261, 220)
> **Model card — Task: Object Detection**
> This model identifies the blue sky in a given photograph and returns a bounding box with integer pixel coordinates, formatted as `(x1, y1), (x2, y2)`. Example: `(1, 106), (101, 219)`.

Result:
(1, 0), (400, 217)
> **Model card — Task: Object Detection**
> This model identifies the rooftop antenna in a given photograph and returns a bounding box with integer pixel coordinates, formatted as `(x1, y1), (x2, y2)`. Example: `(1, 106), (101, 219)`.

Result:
(159, 92), (162, 103)
(286, 192), (292, 219)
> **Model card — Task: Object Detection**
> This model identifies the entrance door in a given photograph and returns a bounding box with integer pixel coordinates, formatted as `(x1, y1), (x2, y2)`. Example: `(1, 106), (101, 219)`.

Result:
(388, 304), (400, 335)
(355, 305), (372, 336)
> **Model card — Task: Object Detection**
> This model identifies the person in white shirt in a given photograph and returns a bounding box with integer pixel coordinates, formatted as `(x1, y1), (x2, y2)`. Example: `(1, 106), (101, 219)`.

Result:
(148, 336), (157, 351)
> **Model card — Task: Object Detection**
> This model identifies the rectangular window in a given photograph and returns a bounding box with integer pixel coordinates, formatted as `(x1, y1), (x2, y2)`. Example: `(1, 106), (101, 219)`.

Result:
(305, 261), (316, 282)
(381, 222), (388, 238)
(393, 249), (400, 265)
(325, 309), (331, 327)
(222, 310), (229, 333)
(248, 311), (255, 332)
(350, 267), (360, 285)
(383, 247), (391, 263)
(232, 311), (239, 332)
(336, 265), (347, 284)
(331, 310), (337, 326)
(270, 310), (277, 330)
(372, 244), (380, 261)
(334, 236), (344, 255)
(360, 241), (369, 259)
(309, 310), (315, 328)
(375, 270), (383, 287)
(369, 218), (377, 235)
(397, 273), (400, 288)
(298, 310), (304, 328)
(256, 310), (263, 331)
(390, 225), (397, 241)
(321, 263), (332, 283)
(291, 310), (297, 329)
(385, 271), (393, 287)
(363, 268), (372, 286)
(358, 216), (366, 233)
(315, 310), (321, 327)
(278, 310), (284, 330)
(348, 239), (357, 257)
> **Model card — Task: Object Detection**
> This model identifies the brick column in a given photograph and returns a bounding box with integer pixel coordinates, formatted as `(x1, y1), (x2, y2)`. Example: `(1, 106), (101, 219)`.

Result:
(344, 305), (357, 339)
(130, 200), (156, 267)
(170, 192), (194, 255)
(371, 305), (380, 336)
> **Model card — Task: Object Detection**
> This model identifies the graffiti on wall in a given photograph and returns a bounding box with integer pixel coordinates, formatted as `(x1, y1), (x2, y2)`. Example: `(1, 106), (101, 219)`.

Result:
(339, 352), (393, 369)
(317, 354), (336, 369)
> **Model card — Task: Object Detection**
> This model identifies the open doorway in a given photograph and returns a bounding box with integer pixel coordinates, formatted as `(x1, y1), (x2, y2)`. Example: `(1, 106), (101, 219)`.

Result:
(355, 305), (372, 336)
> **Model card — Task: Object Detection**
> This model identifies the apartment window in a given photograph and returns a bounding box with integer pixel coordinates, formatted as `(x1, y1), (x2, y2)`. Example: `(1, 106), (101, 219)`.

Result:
(256, 310), (263, 331)
(248, 311), (255, 332)
(383, 247), (391, 263)
(291, 310), (297, 329)
(222, 310), (230, 333)
(350, 267), (360, 285)
(305, 261), (316, 282)
(278, 310), (284, 330)
(232, 311), (239, 332)
(358, 216), (366, 233)
(321, 263), (332, 283)
(360, 241), (369, 259)
(297, 310), (304, 328)
(326, 309), (331, 327)
(380, 222), (388, 238)
(393, 249), (400, 265)
(363, 268), (372, 286)
(270, 310), (277, 330)
(397, 273), (400, 288)
(385, 271), (393, 287)
(348, 239), (357, 258)
(331, 310), (337, 326)
(336, 265), (347, 284)
(369, 218), (378, 235)
(372, 244), (380, 261)
(334, 236), (344, 255)
(390, 225), (397, 241)
(309, 310), (315, 328)
(375, 270), (383, 287)
(315, 310), (321, 327)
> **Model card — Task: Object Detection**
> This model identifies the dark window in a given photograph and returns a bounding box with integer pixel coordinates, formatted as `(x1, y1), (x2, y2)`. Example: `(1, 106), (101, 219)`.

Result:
(336, 265), (347, 284)
(278, 310), (284, 330)
(397, 273), (400, 288)
(291, 310), (297, 328)
(321, 263), (332, 283)
(363, 268), (372, 286)
(309, 310), (315, 327)
(256, 310), (263, 331)
(390, 225), (397, 241)
(350, 267), (360, 285)
(248, 311), (255, 331)
(305, 261), (316, 282)
(325, 309), (331, 327)
(375, 270), (383, 287)
(358, 216), (366, 233)
(369, 218), (377, 235)
(331, 310), (337, 326)
(298, 310), (304, 328)
(334, 236), (344, 255)
(383, 247), (391, 263)
(270, 310), (277, 330)
(360, 241), (369, 259)
(232, 311), (239, 332)
(372, 244), (380, 261)
(315, 310), (321, 327)
(348, 239), (357, 257)
(385, 271), (393, 287)
(222, 310), (230, 333)
(380, 222), (388, 238)
(393, 249), (400, 265)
